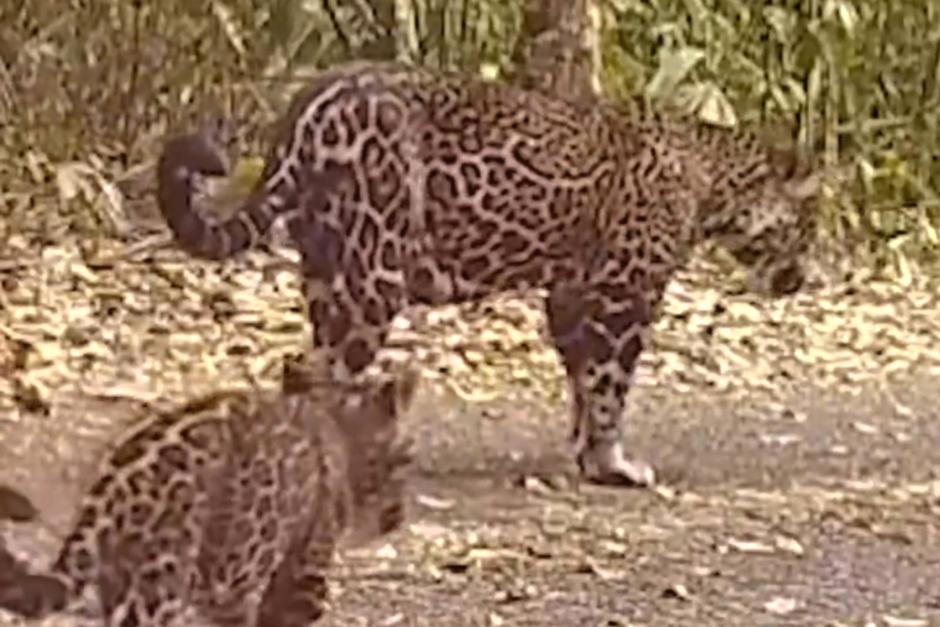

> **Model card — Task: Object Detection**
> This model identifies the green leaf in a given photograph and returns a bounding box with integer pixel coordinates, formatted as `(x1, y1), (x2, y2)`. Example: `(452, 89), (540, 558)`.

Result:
(645, 46), (705, 101)
(675, 81), (738, 127)
(278, 14), (324, 72)
(267, 0), (298, 48)
(763, 7), (798, 43)
(606, 0), (650, 16)
(823, 0), (860, 36)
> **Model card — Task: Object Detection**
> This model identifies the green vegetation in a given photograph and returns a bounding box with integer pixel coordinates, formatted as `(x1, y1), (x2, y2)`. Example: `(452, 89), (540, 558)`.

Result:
(1, 1), (937, 274)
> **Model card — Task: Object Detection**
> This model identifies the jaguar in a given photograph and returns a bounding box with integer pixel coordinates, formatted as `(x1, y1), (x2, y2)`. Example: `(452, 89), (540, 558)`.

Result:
(156, 60), (820, 488)
(0, 364), (417, 626)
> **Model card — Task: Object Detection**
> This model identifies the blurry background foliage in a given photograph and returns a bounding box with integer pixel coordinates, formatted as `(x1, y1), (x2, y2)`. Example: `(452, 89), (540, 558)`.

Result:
(0, 0), (937, 276)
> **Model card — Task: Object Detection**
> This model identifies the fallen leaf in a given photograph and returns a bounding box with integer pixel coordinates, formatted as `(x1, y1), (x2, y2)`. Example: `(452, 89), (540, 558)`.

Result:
(774, 535), (805, 556)
(764, 596), (799, 614)
(370, 543), (397, 559)
(662, 583), (692, 600)
(579, 558), (628, 581)
(415, 494), (455, 511)
(726, 538), (774, 554)
(882, 616), (928, 627)
(852, 421), (879, 435)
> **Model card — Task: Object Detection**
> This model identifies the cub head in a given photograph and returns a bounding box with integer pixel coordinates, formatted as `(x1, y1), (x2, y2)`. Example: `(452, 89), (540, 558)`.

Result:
(282, 358), (418, 546)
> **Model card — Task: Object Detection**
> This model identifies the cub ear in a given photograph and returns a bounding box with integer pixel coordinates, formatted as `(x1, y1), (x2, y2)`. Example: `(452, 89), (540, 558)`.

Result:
(393, 368), (421, 413)
(280, 355), (332, 395)
(374, 368), (421, 418)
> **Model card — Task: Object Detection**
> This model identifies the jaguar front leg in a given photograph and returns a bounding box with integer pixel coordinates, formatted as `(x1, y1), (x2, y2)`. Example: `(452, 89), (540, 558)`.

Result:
(545, 277), (661, 488)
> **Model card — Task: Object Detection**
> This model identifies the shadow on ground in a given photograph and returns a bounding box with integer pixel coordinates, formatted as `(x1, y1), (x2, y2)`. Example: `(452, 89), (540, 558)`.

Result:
(2, 374), (939, 626)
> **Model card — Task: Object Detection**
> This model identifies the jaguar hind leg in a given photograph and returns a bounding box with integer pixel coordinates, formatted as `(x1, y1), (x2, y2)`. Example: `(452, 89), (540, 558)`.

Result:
(545, 278), (660, 488)
(302, 251), (408, 382)
(294, 182), (412, 382)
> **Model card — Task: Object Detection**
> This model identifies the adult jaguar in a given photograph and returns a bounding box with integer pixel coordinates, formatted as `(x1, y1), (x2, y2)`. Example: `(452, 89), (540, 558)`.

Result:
(156, 60), (819, 488)
(0, 365), (416, 626)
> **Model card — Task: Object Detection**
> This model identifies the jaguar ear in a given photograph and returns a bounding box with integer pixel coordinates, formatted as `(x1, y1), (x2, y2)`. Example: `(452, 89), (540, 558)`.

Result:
(373, 368), (421, 419)
(754, 121), (822, 185)
(762, 133), (819, 202)
(767, 146), (800, 179)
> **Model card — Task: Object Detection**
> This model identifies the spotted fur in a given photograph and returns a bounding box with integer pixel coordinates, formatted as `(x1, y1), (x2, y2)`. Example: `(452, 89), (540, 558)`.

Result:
(0, 368), (416, 626)
(156, 61), (819, 486)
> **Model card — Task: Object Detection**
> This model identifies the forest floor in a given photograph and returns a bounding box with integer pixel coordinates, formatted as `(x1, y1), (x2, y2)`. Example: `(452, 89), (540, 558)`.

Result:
(1, 231), (939, 626)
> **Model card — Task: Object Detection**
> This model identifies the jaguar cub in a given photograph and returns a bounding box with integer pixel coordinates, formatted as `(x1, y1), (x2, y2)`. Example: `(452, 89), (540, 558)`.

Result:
(157, 60), (820, 487)
(0, 367), (417, 626)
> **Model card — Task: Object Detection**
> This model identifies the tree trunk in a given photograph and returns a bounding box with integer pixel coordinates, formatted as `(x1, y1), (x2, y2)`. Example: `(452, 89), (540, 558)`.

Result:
(507, 0), (602, 104)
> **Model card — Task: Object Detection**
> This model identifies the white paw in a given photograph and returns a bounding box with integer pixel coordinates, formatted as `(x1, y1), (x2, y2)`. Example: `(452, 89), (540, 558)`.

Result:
(577, 443), (657, 488)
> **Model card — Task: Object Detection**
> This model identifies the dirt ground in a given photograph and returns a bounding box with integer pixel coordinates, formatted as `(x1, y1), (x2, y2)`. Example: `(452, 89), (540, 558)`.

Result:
(2, 369), (939, 627)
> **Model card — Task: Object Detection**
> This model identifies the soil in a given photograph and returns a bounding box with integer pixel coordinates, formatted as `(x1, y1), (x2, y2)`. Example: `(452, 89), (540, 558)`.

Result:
(2, 371), (938, 627)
